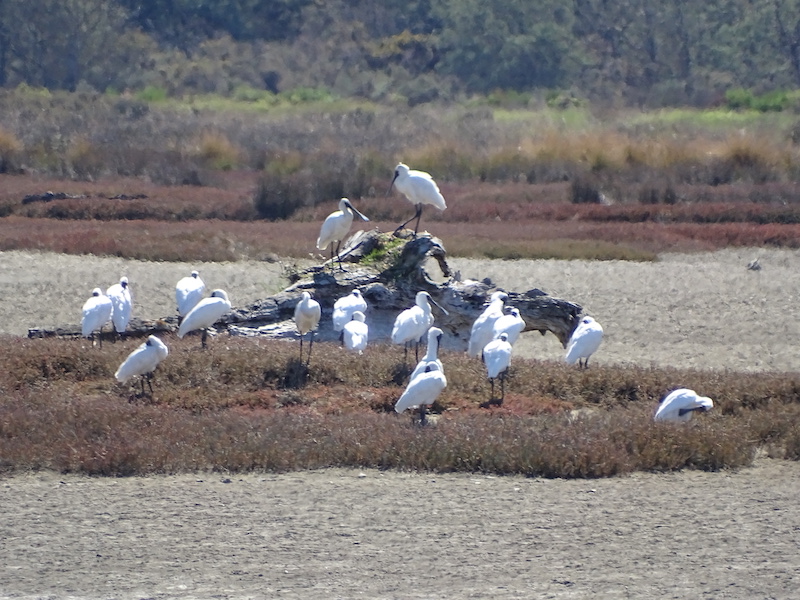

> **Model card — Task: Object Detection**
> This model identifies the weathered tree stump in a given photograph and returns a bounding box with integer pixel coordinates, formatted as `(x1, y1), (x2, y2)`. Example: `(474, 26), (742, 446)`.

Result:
(28, 229), (583, 348)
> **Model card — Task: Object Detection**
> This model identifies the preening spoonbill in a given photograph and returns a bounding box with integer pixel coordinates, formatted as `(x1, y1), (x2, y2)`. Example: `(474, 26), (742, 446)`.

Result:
(565, 316), (604, 368)
(391, 291), (448, 362)
(317, 198), (370, 270)
(654, 388), (714, 422)
(410, 326), (443, 381)
(387, 163), (446, 236)
(492, 306), (526, 346)
(333, 289), (368, 333)
(81, 287), (113, 346)
(106, 276), (132, 335)
(176, 270), (206, 320)
(394, 362), (447, 425)
(482, 333), (513, 403)
(177, 289), (231, 348)
(294, 291), (321, 364)
(115, 335), (169, 396)
(342, 311), (369, 354)
(467, 291), (508, 357)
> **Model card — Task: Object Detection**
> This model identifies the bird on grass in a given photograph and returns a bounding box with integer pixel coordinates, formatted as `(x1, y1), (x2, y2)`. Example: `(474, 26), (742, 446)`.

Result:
(115, 335), (169, 397)
(410, 326), (443, 381)
(342, 311), (369, 354)
(333, 289), (368, 334)
(106, 276), (132, 336)
(392, 291), (448, 363)
(654, 388), (714, 422)
(394, 362), (447, 426)
(468, 291), (508, 358)
(294, 291), (321, 364)
(316, 198), (370, 271)
(387, 163), (447, 237)
(81, 287), (113, 347)
(482, 333), (513, 405)
(175, 270), (206, 322)
(565, 316), (604, 368)
(177, 289), (231, 349)
(492, 306), (526, 346)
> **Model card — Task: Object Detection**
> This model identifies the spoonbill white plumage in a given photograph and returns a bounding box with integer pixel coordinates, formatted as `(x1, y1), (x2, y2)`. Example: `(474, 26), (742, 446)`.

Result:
(342, 311), (369, 354)
(115, 335), (169, 396)
(387, 163), (447, 236)
(317, 198), (370, 270)
(391, 291), (449, 362)
(177, 289), (231, 348)
(565, 316), (604, 368)
(654, 388), (714, 422)
(467, 291), (508, 357)
(81, 287), (113, 345)
(492, 306), (526, 346)
(410, 326), (443, 381)
(482, 333), (513, 403)
(294, 291), (321, 364)
(106, 276), (132, 335)
(333, 289), (368, 332)
(394, 362), (447, 425)
(175, 270), (206, 320)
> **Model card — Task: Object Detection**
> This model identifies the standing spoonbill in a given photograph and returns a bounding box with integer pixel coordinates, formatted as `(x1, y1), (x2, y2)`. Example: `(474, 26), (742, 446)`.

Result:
(175, 270), (206, 322)
(391, 291), (449, 363)
(467, 291), (508, 358)
(333, 289), (368, 334)
(394, 362), (447, 425)
(342, 311), (369, 354)
(410, 326), (443, 381)
(106, 276), (132, 336)
(492, 306), (526, 346)
(654, 388), (714, 422)
(565, 316), (604, 368)
(177, 289), (231, 348)
(387, 163), (447, 237)
(482, 333), (513, 404)
(81, 287), (113, 346)
(317, 198), (370, 270)
(294, 291), (321, 364)
(115, 335), (169, 397)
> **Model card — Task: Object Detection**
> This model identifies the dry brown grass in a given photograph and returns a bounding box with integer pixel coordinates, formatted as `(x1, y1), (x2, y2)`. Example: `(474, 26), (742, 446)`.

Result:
(1, 334), (796, 477)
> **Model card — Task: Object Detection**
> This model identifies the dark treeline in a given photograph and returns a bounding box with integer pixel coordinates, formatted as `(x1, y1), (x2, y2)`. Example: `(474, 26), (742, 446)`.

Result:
(1, 0), (800, 107)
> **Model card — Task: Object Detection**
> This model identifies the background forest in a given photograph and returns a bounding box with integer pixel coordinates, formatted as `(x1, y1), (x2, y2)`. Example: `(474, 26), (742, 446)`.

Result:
(2, 0), (800, 108)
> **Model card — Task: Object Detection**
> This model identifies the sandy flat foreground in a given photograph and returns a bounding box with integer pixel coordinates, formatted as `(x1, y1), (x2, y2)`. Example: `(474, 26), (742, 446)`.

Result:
(1, 462), (799, 600)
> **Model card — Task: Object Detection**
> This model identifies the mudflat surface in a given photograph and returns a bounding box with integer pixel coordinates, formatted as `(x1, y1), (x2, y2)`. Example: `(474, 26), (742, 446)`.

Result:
(1, 461), (798, 599)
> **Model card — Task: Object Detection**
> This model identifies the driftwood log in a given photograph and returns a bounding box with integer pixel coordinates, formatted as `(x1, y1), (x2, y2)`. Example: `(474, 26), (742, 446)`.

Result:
(28, 229), (583, 348)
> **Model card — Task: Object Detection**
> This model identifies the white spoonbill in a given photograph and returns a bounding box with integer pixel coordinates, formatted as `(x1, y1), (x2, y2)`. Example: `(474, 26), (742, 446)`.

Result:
(81, 287), (113, 346)
(410, 326), (443, 381)
(317, 198), (370, 270)
(492, 306), (526, 346)
(654, 388), (714, 422)
(333, 289), (368, 333)
(294, 291), (321, 364)
(467, 291), (508, 357)
(175, 270), (206, 320)
(115, 335), (169, 396)
(342, 311), (369, 354)
(565, 316), (604, 368)
(391, 291), (449, 363)
(177, 289), (231, 348)
(387, 163), (447, 236)
(107, 276), (132, 335)
(482, 333), (513, 404)
(394, 362), (447, 425)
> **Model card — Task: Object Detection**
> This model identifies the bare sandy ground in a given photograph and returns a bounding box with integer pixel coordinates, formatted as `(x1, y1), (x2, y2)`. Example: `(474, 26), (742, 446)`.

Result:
(2, 248), (799, 599)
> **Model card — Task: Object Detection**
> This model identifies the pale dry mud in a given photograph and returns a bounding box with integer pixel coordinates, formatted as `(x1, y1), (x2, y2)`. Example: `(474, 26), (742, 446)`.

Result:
(1, 461), (799, 600)
(1, 247), (798, 372)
